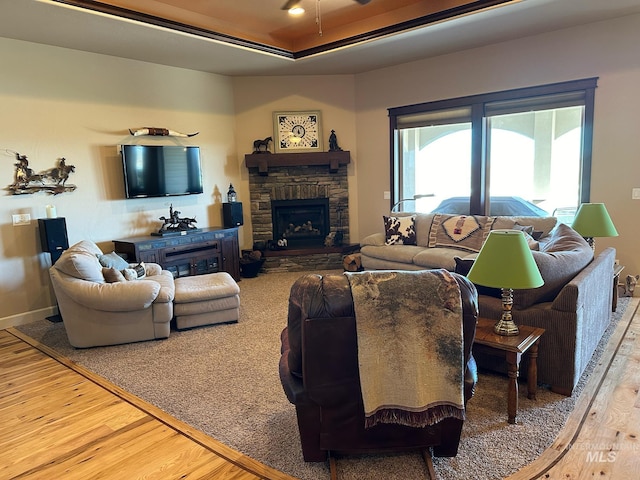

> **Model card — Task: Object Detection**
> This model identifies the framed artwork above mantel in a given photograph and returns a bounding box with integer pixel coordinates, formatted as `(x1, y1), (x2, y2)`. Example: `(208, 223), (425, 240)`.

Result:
(273, 110), (323, 153)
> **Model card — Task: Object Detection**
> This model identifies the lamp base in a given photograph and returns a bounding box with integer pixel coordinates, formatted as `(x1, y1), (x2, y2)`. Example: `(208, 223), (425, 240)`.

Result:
(585, 237), (595, 251)
(494, 287), (519, 336)
(493, 318), (519, 336)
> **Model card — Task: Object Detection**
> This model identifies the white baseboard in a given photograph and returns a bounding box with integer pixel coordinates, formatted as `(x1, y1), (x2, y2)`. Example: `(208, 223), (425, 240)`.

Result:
(0, 306), (58, 330)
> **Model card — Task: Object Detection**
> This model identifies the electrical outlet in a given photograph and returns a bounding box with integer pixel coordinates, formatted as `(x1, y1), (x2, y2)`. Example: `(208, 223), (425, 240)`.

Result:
(383, 191), (391, 200)
(12, 213), (31, 226)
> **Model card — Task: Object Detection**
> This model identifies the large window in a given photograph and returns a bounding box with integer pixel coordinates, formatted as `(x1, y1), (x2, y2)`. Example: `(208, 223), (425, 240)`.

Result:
(389, 78), (597, 223)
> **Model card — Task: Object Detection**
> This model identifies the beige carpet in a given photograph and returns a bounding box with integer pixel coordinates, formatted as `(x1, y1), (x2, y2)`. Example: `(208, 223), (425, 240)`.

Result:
(17, 270), (631, 480)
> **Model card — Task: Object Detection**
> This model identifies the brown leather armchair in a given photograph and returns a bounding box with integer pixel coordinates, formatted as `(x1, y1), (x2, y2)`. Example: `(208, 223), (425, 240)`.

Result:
(279, 271), (478, 463)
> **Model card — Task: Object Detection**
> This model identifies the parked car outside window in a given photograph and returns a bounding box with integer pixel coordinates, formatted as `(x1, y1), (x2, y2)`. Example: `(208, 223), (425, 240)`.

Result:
(432, 196), (550, 217)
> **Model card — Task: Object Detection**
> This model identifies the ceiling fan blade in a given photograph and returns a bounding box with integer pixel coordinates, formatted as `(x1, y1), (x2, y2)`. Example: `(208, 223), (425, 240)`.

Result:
(281, 0), (301, 10)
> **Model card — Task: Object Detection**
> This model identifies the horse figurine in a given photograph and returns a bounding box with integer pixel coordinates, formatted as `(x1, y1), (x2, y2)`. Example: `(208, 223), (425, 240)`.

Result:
(253, 136), (272, 153)
(158, 204), (198, 233)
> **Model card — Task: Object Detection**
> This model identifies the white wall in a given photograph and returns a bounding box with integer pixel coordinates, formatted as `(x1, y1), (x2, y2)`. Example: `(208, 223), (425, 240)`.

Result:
(0, 38), (237, 326)
(354, 13), (640, 274)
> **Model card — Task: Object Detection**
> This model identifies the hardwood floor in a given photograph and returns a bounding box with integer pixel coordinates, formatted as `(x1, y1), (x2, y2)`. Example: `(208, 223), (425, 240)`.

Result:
(508, 297), (640, 479)
(2, 298), (639, 480)
(0, 329), (295, 480)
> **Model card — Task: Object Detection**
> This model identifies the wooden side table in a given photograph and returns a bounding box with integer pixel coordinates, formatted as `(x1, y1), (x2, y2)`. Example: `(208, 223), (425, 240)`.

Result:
(473, 318), (545, 424)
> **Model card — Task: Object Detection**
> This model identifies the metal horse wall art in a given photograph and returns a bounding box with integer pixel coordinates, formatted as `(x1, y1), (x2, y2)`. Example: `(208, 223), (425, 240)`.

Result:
(7, 153), (77, 195)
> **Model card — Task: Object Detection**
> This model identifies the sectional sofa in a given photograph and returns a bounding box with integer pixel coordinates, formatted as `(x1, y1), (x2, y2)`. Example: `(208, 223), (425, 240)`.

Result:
(360, 213), (615, 395)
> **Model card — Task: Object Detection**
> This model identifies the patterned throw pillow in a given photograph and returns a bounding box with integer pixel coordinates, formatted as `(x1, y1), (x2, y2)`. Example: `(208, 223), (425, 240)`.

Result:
(120, 268), (137, 281)
(131, 262), (146, 279)
(121, 263), (146, 280)
(383, 215), (417, 245)
(428, 214), (495, 252)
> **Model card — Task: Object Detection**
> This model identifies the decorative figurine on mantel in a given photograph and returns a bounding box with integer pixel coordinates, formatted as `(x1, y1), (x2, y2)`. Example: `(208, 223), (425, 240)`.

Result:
(252, 136), (272, 154)
(328, 130), (343, 152)
(154, 204), (199, 236)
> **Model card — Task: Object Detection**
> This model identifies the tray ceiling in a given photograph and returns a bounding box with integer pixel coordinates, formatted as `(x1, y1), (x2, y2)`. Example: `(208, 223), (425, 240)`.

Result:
(1, 0), (640, 76)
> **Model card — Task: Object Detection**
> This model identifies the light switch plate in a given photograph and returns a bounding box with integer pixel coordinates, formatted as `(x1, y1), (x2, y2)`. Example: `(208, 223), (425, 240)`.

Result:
(12, 213), (31, 226)
(632, 188), (640, 200)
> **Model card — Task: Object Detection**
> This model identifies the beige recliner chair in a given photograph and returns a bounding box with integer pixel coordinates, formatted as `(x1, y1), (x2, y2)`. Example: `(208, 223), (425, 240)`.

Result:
(50, 240), (175, 348)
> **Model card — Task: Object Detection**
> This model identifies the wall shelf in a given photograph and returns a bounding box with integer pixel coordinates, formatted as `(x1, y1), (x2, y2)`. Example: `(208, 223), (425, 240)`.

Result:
(245, 151), (350, 175)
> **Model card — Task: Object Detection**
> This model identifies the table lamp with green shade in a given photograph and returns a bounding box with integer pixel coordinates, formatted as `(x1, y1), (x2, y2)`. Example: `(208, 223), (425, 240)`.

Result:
(571, 203), (618, 249)
(467, 230), (544, 336)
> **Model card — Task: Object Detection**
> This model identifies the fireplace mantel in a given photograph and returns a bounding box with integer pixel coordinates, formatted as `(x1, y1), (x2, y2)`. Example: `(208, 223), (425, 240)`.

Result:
(245, 151), (350, 175)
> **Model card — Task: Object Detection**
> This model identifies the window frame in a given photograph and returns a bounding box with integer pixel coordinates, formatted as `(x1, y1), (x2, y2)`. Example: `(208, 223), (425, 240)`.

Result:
(388, 78), (598, 214)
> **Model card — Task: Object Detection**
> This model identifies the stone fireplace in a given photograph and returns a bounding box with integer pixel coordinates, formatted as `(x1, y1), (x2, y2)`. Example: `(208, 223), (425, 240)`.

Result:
(246, 153), (352, 271)
(248, 165), (349, 247)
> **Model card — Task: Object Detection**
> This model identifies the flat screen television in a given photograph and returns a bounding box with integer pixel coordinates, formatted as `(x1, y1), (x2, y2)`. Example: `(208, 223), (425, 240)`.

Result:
(121, 145), (203, 198)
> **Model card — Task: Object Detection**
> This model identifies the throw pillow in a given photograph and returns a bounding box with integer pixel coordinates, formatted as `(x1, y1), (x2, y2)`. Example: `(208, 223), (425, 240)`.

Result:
(122, 268), (138, 281)
(522, 232), (540, 251)
(428, 214), (495, 253)
(453, 257), (502, 298)
(493, 216), (557, 239)
(102, 267), (126, 283)
(513, 223), (533, 235)
(132, 262), (146, 279)
(98, 251), (129, 270)
(120, 263), (147, 281)
(383, 215), (417, 245)
(513, 223), (544, 241)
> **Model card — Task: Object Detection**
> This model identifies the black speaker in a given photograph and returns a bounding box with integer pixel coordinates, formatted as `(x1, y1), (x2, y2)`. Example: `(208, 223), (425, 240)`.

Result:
(223, 202), (243, 228)
(38, 217), (69, 263)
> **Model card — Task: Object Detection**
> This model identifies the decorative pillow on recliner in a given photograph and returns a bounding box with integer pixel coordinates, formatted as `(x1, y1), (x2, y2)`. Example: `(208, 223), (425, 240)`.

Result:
(132, 262), (146, 279)
(513, 223), (593, 309)
(428, 214), (495, 253)
(97, 251), (130, 270)
(121, 268), (138, 281)
(102, 267), (126, 283)
(383, 215), (417, 245)
(119, 263), (146, 281)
